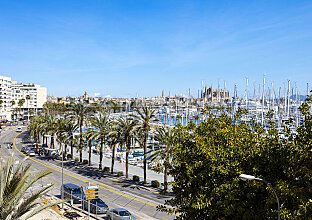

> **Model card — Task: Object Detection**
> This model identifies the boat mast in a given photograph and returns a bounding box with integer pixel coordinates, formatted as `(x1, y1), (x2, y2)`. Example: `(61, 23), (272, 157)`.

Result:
(261, 75), (265, 125)
(245, 77), (248, 110)
(287, 80), (290, 118)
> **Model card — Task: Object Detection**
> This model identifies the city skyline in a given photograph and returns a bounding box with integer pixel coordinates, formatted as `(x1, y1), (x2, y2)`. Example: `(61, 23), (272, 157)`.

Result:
(0, 0), (312, 97)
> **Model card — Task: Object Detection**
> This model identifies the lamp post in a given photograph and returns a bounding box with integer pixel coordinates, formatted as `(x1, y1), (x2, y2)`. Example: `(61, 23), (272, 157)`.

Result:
(239, 174), (280, 220)
(61, 141), (64, 210)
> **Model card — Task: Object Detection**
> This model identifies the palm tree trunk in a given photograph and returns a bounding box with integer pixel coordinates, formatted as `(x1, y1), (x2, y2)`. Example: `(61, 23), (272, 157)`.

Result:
(79, 149), (82, 162)
(164, 153), (169, 191)
(79, 122), (82, 161)
(99, 139), (103, 170)
(111, 144), (115, 174)
(88, 141), (92, 166)
(50, 136), (53, 148)
(126, 142), (130, 179)
(143, 130), (148, 184)
(71, 140), (73, 156)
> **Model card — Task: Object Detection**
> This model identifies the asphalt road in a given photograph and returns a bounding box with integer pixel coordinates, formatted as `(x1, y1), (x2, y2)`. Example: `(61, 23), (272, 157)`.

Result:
(0, 127), (176, 220)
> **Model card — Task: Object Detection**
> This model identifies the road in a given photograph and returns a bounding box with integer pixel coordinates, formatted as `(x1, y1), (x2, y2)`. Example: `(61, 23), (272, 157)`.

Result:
(0, 127), (176, 220)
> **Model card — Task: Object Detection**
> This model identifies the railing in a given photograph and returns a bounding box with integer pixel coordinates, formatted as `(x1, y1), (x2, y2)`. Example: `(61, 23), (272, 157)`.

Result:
(27, 174), (176, 220)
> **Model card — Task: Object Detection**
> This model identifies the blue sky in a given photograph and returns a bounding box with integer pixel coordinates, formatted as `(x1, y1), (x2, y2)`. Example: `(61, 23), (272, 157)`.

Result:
(0, 0), (311, 98)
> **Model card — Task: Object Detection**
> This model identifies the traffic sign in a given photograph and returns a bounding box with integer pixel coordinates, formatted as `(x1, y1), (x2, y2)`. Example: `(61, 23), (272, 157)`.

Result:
(86, 192), (97, 196)
(86, 185), (98, 190)
(86, 196), (97, 200)
(86, 189), (98, 193)
(86, 185), (99, 200)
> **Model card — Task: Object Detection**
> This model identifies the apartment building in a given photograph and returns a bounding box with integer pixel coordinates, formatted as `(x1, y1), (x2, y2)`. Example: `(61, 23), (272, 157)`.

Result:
(11, 82), (47, 109)
(0, 75), (12, 119)
(0, 75), (47, 120)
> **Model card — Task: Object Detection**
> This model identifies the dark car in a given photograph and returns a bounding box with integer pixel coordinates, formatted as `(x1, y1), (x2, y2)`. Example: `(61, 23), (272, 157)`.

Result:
(83, 198), (109, 214)
(62, 183), (85, 204)
(21, 147), (30, 153)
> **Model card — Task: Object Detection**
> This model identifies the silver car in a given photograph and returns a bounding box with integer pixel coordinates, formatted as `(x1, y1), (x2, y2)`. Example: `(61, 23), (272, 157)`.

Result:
(106, 208), (132, 220)
(27, 150), (36, 157)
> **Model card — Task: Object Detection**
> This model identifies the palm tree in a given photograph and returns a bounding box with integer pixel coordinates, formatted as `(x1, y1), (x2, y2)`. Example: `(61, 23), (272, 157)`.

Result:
(132, 106), (158, 184)
(63, 118), (78, 156)
(10, 100), (16, 120)
(84, 128), (96, 166)
(28, 113), (44, 143)
(55, 117), (68, 157)
(89, 110), (110, 170)
(194, 115), (200, 125)
(18, 98), (25, 118)
(109, 101), (121, 113)
(116, 117), (138, 178)
(68, 102), (93, 162)
(45, 115), (58, 148)
(76, 134), (86, 162)
(26, 95), (31, 121)
(0, 156), (54, 219)
(150, 126), (176, 191)
(107, 123), (122, 174)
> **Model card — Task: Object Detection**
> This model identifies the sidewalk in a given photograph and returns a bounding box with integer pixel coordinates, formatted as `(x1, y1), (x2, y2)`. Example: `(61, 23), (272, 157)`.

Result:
(72, 149), (174, 184)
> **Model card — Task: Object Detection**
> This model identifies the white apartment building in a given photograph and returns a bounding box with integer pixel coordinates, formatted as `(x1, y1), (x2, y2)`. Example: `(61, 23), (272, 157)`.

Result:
(11, 82), (47, 109)
(0, 75), (47, 120)
(0, 75), (12, 119)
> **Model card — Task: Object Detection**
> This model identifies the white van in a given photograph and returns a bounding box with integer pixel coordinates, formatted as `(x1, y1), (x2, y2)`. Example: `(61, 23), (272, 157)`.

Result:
(17, 127), (22, 132)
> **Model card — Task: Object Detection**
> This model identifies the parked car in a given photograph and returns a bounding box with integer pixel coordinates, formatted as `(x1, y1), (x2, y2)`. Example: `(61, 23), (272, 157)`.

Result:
(27, 150), (36, 157)
(107, 208), (132, 220)
(17, 126), (22, 132)
(62, 183), (85, 204)
(24, 149), (31, 155)
(82, 198), (109, 214)
(21, 147), (30, 153)
(34, 147), (44, 155)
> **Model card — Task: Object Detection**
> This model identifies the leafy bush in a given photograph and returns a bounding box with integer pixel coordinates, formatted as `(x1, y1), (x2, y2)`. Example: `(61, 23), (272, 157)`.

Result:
(151, 180), (160, 188)
(116, 171), (123, 177)
(74, 157), (79, 162)
(82, 159), (88, 165)
(103, 167), (110, 172)
(133, 175), (140, 182)
(67, 154), (72, 159)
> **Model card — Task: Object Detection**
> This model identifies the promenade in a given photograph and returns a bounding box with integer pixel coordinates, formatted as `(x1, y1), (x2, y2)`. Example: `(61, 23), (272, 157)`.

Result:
(44, 137), (174, 184)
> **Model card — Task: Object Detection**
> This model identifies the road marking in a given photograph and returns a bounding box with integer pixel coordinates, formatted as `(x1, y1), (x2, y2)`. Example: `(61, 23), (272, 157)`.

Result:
(127, 204), (137, 209)
(13, 131), (158, 208)
(0, 141), (57, 186)
(113, 181), (121, 185)
(107, 177), (120, 181)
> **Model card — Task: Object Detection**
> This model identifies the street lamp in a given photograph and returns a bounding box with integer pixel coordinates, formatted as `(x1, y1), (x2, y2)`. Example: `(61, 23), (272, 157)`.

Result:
(239, 174), (280, 220)
(61, 141), (64, 210)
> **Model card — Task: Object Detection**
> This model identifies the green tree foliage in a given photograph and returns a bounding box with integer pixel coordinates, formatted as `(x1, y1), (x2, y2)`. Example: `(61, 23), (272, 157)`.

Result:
(133, 106), (158, 184)
(116, 117), (138, 178)
(0, 156), (54, 220)
(68, 102), (93, 162)
(89, 110), (111, 169)
(150, 126), (176, 191)
(161, 97), (312, 219)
